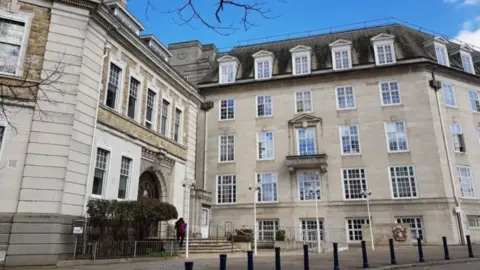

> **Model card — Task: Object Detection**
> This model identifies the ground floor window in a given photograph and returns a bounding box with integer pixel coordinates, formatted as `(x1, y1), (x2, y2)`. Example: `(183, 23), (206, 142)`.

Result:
(347, 218), (369, 242)
(395, 217), (423, 241)
(258, 220), (279, 240)
(468, 216), (480, 228)
(301, 219), (324, 243)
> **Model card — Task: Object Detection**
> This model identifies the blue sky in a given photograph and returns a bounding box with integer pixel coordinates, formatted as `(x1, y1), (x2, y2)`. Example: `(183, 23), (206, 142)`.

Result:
(127, 0), (480, 51)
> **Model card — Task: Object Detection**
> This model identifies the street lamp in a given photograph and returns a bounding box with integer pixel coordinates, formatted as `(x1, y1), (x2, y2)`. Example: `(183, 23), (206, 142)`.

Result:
(309, 188), (321, 253)
(249, 184), (260, 256)
(361, 190), (374, 251)
(182, 181), (195, 259)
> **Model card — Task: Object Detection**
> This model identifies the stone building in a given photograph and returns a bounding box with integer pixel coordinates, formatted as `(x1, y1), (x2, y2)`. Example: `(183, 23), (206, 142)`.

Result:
(0, 0), (203, 266)
(168, 24), (480, 246)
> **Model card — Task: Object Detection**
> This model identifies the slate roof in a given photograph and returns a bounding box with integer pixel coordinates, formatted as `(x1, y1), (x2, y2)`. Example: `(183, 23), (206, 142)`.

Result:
(199, 24), (480, 85)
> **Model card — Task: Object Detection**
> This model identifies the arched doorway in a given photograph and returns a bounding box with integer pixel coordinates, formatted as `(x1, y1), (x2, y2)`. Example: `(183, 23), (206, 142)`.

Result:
(138, 171), (161, 201)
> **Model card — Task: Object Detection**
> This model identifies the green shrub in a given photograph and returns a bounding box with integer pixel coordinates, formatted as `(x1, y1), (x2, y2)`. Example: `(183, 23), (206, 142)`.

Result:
(276, 230), (286, 241)
(233, 234), (252, 242)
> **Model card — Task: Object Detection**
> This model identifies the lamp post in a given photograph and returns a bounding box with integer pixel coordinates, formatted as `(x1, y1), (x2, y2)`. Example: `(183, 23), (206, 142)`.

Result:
(361, 190), (374, 251)
(182, 181), (195, 259)
(249, 184), (260, 256)
(309, 188), (321, 253)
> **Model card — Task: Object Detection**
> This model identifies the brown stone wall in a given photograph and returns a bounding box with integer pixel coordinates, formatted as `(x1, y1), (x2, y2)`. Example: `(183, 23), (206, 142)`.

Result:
(0, 1), (51, 101)
(98, 106), (187, 160)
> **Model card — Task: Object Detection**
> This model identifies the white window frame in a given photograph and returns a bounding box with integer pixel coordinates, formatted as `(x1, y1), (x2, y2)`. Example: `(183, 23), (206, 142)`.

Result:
(173, 106), (184, 144)
(218, 134), (235, 163)
(468, 90), (480, 112)
(457, 165), (475, 198)
(461, 51), (475, 74)
(331, 46), (352, 70)
(144, 87), (158, 130)
(373, 40), (396, 66)
(219, 98), (235, 121)
(395, 217), (424, 241)
(256, 172), (278, 203)
(91, 146), (112, 198)
(219, 62), (237, 84)
(468, 216), (480, 229)
(451, 122), (466, 153)
(160, 96), (172, 138)
(442, 83), (456, 107)
(118, 154), (133, 200)
(257, 220), (279, 241)
(257, 131), (274, 160)
(339, 124), (361, 155)
(104, 58), (126, 112)
(297, 171), (321, 201)
(346, 218), (370, 243)
(434, 43), (450, 67)
(0, 10), (33, 77)
(294, 90), (313, 113)
(342, 168), (368, 200)
(384, 121), (409, 153)
(336, 86), (356, 110)
(256, 95), (273, 117)
(389, 165), (418, 199)
(477, 127), (480, 145)
(126, 71), (144, 122)
(296, 127), (317, 156)
(0, 123), (7, 160)
(379, 81), (402, 106)
(301, 219), (324, 243)
(254, 57), (273, 80)
(292, 52), (311, 75)
(216, 174), (237, 204)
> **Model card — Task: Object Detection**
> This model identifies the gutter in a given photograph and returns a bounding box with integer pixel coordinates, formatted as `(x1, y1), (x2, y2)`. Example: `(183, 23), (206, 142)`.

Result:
(430, 67), (465, 244)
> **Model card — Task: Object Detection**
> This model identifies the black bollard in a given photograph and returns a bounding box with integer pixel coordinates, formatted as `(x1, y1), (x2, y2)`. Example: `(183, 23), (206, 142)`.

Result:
(442, 237), (450, 260)
(389, 239), (396, 265)
(467, 235), (474, 258)
(333, 242), (339, 270)
(417, 238), (424, 263)
(361, 240), (369, 268)
(303, 244), (310, 270)
(247, 250), (253, 270)
(220, 254), (227, 270)
(275, 247), (281, 270)
(185, 261), (193, 270)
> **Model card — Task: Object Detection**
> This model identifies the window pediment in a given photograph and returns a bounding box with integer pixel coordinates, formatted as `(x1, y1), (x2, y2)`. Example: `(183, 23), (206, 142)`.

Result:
(217, 55), (239, 64)
(252, 50), (274, 58)
(290, 45), (312, 53)
(371, 33), (395, 42)
(289, 114), (322, 126)
(329, 39), (352, 47)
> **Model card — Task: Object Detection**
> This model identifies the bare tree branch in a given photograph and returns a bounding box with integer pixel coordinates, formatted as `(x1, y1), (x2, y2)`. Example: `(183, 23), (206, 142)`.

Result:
(144, 0), (284, 35)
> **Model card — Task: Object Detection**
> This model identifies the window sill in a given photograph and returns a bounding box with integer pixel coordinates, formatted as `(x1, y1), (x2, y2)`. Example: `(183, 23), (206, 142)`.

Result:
(445, 105), (457, 109)
(90, 194), (103, 200)
(341, 153), (362, 156)
(375, 62), (397, 67)
(337, 107), (356, 111)
(391, 196), (419, 200)
(388, 150), (409, 154)
(218, 160), (235, 164)
(293, 72), (311, 76)
(257, 158), (275, 162)
(461, 197), (477, 200)
(216, 202), (237, 205)
(256, 201), (279, 204)
(381, 103), (403, 107)
(454, 151), (467, 155)
(219, 118), (235, 122)
(256, 115), (273, 119)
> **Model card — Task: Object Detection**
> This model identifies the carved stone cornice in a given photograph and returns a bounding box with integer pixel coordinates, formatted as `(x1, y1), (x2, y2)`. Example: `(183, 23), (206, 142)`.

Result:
(142, 148), (175, 168)
(57, 0), (99, 9)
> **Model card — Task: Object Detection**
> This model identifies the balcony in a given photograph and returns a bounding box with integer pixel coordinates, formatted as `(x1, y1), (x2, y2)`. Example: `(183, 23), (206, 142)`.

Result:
(285, 154), (328, 174)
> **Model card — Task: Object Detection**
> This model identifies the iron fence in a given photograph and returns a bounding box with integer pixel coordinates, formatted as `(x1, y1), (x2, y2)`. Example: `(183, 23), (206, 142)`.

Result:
(74, 239), (178, 260)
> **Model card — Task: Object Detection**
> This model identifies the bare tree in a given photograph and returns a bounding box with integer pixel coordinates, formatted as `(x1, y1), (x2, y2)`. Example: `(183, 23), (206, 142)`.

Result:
(0, 44), (67, 133)
(142, 0), (284, 35)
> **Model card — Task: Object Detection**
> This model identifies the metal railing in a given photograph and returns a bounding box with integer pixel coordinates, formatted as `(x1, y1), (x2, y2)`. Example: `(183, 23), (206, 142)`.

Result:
(75, 240), (178, 260)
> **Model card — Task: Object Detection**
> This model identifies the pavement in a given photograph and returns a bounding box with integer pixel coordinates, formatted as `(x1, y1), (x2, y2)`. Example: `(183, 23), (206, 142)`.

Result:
(3, 244), (480, 270)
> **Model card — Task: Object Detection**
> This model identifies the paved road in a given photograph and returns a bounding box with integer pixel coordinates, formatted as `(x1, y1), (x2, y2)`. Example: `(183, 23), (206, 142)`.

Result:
(411, 261), (480, 269)
(5, 245), (480, 270)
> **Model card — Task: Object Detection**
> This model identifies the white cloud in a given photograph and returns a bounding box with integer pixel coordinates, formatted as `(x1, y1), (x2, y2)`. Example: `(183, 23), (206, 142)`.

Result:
(444, 0), (457, 2)
(464, 0), (480, 4)
(454, 17), (480, 47)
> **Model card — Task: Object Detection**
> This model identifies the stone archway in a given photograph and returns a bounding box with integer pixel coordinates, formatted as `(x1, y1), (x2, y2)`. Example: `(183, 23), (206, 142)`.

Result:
(138, 171), (161, 201)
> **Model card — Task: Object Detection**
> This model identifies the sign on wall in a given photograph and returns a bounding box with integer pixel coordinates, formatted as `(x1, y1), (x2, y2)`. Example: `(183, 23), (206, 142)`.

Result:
(72, 220), (85, 235)
(0, 250), (6, 262)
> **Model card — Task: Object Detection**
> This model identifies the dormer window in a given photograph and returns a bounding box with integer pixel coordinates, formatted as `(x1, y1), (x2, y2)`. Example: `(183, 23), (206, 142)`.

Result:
(108, 2), (145, 35)
(329, 40), (352, 70)
(290, 45), (311, 76)
(217, 55), (239, 84)
(253, 50), (273, 80)
(435, 43), (449, 67)
(371, 34), (396, 66)
(456, 45), (476, 74)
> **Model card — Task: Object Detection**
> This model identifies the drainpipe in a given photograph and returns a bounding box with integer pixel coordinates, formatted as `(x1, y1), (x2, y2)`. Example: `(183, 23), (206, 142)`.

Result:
(430, 68), (465, 244)
(82, 43), (112, 217)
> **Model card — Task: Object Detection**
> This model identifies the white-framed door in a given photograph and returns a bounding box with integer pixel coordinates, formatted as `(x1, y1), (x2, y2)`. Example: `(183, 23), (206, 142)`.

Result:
(200, 208), (209, 238)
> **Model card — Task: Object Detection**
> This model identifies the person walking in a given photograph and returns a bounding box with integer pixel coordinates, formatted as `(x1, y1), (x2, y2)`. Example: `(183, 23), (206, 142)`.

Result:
(175, 218), (186, 248)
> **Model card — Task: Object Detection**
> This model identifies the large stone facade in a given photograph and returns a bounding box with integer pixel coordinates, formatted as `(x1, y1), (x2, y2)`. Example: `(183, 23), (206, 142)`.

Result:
(0, 0), (202, 266)
(168, 25), (480, 246)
